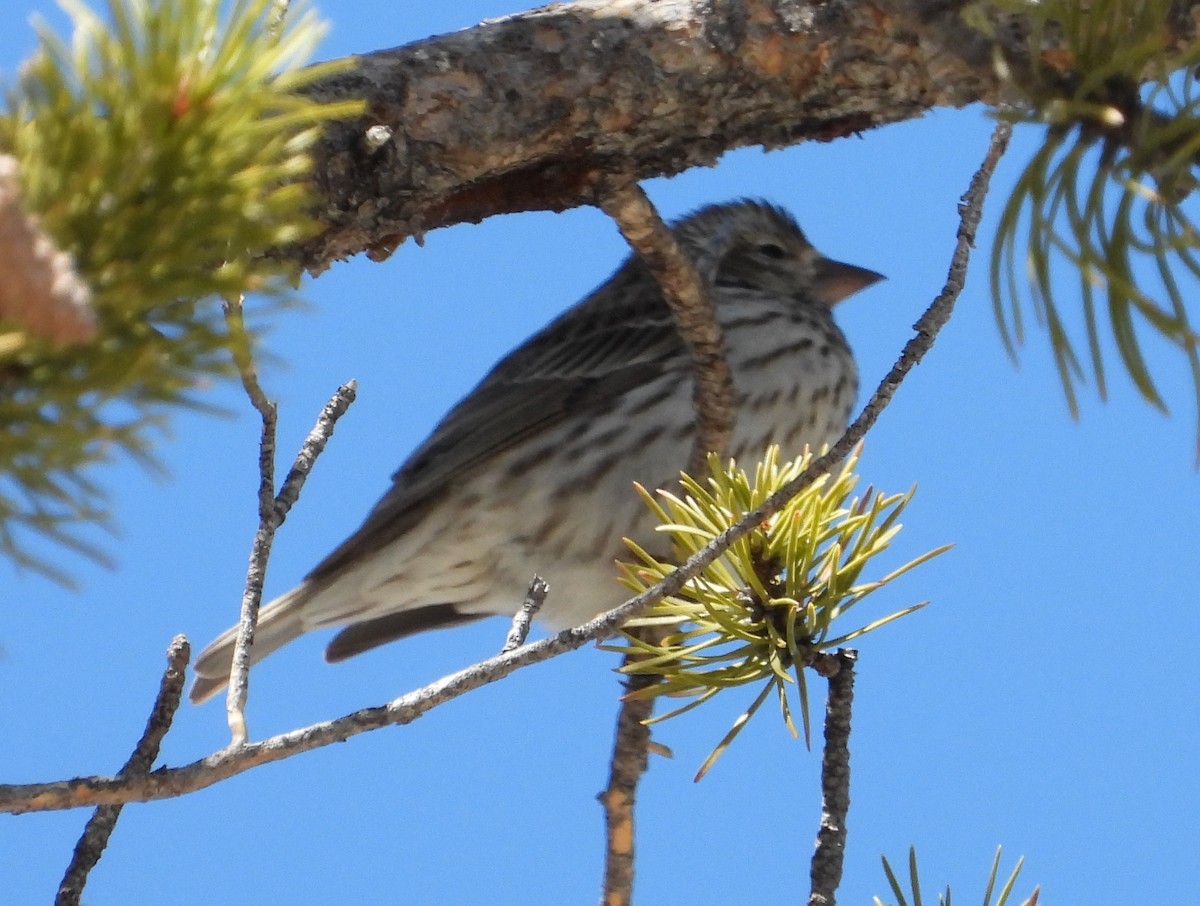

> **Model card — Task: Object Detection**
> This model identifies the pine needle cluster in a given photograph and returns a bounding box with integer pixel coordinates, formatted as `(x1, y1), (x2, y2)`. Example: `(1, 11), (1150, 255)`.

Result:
(984, 0), (1200, 452)
(607, 446), (948, 780)
(0, 0), (360, 580)
(876, 846), (1037, 906)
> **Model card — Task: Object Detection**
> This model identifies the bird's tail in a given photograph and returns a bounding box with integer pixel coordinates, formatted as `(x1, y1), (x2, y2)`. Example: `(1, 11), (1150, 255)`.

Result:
(189, 586), (309, 704)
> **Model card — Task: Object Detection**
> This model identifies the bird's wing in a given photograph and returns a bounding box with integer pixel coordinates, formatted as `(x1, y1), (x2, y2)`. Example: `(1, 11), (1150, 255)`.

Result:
(305, 262), (685, 584)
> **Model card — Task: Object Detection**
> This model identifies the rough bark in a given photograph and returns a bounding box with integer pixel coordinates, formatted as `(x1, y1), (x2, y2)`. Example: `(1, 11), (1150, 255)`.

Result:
(295, 0), (1200, 272)
(297, 0), (1012, 272)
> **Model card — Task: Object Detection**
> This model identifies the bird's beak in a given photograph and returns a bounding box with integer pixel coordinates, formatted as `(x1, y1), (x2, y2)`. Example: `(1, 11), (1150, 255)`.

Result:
(811, 258), (885, 306)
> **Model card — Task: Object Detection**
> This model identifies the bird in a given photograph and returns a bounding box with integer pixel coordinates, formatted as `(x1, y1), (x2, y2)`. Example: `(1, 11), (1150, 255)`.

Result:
(190, 199), (883, 703)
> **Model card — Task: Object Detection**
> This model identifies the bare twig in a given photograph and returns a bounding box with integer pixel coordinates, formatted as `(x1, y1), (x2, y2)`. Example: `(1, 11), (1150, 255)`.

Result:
(221, 300), (358, 746)
(223, 299), (282, 747)
(501, 575), (549, 653)
(596, 182), (734, 906)
(598, 664), (660, 906)
(55, 637), (190, 906)
(597, 181), (734, 475)
(802, 121), (1010, 906)
(275, 380), (359, 519)
(1, 625), (631, 812)
(808, 649), (856, 906)
(756, 117), (1011, 518)
(0, 123), (1011, 816)
(0, 307), (945, 812)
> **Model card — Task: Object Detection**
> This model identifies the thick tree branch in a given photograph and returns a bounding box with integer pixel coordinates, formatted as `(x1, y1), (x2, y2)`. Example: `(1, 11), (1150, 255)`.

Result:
(0, 120), (1010, 815)
(294, 0), (1200, 272)
(297, 0), (1023, 272)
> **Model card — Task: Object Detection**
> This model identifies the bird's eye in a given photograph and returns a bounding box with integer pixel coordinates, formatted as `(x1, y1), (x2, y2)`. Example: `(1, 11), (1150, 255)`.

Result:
(758, 243), (786, 259)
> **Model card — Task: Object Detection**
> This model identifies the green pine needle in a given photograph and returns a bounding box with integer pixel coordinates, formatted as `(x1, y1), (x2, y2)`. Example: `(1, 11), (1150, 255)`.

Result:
(985, 0), (1200, 457)
(875, 846), (1037, 906)
(0, 0), (361, 580)
(604, 445), (949, 780)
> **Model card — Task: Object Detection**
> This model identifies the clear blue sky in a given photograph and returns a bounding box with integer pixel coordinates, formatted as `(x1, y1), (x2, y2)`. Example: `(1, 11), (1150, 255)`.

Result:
(4, 3), (1199, 904)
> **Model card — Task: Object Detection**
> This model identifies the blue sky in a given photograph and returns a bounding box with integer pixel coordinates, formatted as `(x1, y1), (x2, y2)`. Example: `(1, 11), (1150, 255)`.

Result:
(3, 3), (1199, 904)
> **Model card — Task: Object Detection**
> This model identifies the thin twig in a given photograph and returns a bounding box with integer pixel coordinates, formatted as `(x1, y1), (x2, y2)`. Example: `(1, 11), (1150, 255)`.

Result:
(0, 290), (948, 812)
(221, 299), (357, 746)
(751, 116), (1012, 524)
(596, 182), (734, 906)
(54, 637), (190, 906)
(598, 666), (660, 906)
(501, 575), (549, 653)
(596, 180), (734, 476)
(0, 123), (1011, 816)
(223, 298), (281, 747)
(808, 649), (856, 906)
(803, 121), (1011, 906)
(275, 380), (358, 519)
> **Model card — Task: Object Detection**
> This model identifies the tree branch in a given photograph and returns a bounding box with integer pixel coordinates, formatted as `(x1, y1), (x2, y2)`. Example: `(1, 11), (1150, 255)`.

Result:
(597, 180), (734, 475)
(595, 182), (735, 905)
(0, 121), (1011, 816)
(599, 664), (660, 906)
(54, 636), (190, 906)
(222, 301), (358, 743)
(295, 0), (1029, 272)
(294, 0), (1200, 273)
(274, 381), (359, 519)
(223, 300), (281, 746)
(808, 649), (856, 906)
(500, 575), (550, 654)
